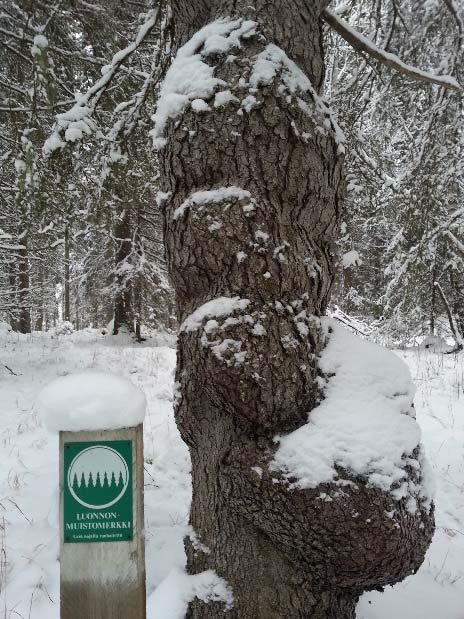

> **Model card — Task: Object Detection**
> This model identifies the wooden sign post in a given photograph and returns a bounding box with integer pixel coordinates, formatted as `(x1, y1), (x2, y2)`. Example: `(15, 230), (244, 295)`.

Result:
(59, 424), (146, 619)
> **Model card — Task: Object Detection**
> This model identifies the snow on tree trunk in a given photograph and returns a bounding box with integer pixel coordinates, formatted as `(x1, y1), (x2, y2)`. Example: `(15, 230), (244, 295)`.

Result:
(156, 2), (434, 617)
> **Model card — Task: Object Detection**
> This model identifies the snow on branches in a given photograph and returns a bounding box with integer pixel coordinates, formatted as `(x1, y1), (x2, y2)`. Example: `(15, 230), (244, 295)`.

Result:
(43, 9), (160, 155)
(323, 8), (462, 91)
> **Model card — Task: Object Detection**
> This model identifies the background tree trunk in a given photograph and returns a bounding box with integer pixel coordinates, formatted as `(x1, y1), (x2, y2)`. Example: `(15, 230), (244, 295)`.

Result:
(36, 265), (44, 331)
(8, 264), (19, 331)
(450, 270), (464, 338)
(429, 251), (438, 336)
(160, 1), (434, 617)
(64, 225), (71, 322)
(134, 202), (144, 342)
(17, 239), (31, 334)
(113, 207), (134, 335)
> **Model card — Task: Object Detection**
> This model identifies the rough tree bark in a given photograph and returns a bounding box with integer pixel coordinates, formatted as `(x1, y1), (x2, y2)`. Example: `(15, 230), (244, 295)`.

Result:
(159, 1), (435, 617)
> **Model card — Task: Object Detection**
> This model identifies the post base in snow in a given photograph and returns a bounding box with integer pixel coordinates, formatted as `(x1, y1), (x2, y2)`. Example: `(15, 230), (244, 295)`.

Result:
(61, 579), (147, 619)
(59, 425), (145, 619)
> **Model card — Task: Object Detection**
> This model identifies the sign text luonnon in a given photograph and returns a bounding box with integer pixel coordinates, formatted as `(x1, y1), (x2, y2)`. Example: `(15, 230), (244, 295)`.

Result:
(63, 440), (133, 543)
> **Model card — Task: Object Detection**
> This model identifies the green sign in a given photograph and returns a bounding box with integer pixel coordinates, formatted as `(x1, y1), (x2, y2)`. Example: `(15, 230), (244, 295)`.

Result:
(63, 440), (133, 543)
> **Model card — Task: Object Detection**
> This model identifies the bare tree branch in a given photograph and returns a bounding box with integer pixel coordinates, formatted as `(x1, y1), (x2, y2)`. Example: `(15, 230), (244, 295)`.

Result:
(434, 281), (464, 352)
(445, 230), (464, 257)
(2, 363), (20, 375)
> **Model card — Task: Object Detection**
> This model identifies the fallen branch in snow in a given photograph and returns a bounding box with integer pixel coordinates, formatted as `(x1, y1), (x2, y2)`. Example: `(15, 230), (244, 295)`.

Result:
(332, 314), (369, 336)
(434, 281), (464, 353)
(329, 305), (371, 337)
(7, 498), (32, 524)
(323, 9), (462, 92)
(2, 363), (20, 376)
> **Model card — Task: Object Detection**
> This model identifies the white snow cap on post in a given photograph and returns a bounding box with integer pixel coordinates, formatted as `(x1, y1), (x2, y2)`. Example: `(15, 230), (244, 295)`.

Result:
(37, 372), (146, 433)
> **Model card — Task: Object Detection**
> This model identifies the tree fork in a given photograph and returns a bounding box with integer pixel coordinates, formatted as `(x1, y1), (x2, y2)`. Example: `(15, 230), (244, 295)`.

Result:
(159, 1), (434, 616)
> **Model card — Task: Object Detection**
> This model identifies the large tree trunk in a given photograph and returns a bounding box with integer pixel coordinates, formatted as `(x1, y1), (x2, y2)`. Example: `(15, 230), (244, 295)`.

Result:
(159, 2), (434, 617)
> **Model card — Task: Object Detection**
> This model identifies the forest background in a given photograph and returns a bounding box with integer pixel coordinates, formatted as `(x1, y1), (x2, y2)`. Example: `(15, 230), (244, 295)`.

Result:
(0, 0), (463, 347)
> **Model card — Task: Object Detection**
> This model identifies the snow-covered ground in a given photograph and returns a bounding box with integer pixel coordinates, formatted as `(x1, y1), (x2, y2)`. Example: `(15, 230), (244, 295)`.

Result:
(0, 328), (462, 618)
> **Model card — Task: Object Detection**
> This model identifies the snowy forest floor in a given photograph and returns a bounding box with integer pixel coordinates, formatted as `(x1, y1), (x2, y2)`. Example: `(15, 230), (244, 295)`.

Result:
(0, 328), (463, 618)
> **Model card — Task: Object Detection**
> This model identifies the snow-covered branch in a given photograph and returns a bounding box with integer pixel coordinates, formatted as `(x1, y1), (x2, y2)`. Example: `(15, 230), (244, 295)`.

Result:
(443, 0), (464, 45)
(323, 9), (462, 91)
(105, 32), (168, 151)
(445, 230), (464, 257)
(43, 8), (160, 155)
(384, 207), (464, 301)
